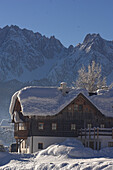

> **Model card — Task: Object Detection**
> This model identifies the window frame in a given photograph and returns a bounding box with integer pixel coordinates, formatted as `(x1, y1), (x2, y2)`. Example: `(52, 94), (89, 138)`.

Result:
(74, 104), (78, 111)
(38, 122), (44, 130)
(71, 123), (76, 130)
(18, 123), (27, 130)
(52, 123), (57, 130)
(68, 106), (72, 112)
(100, 124), (105, 128)
(87, 123), (92, 128)
(78, 105), (83, 112)
(38, 143), (43, 149)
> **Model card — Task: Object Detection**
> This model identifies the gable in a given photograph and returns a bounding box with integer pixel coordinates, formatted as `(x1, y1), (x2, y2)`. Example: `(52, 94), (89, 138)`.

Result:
(59, 93), (104, 119)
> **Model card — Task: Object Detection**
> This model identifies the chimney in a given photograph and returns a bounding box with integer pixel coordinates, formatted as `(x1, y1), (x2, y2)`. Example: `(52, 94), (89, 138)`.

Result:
(58, 82), (69, 95)
(89, 91), (97, 96)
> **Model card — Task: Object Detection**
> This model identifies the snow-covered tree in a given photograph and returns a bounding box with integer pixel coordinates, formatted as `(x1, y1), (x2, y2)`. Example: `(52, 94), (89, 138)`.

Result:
(76, 61), (106, 92)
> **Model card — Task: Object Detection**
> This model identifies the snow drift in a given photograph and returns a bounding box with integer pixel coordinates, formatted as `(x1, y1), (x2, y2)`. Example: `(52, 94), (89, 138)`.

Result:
(1, 138), (113, 169)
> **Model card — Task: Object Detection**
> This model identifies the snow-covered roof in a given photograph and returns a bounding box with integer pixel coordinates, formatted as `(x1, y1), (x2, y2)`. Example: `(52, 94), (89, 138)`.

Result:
(88, 89), (113, 118)
(9, 86), (113, 117)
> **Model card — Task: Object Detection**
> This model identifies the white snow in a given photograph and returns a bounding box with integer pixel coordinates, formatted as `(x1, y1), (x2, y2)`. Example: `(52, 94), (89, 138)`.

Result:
(14, 111), (23, 123)
(0, 119), (14, 146)
(88, 89), (113, 117)
(9, 86), (113, 118)
(1, 138), (113, 169)
(9, 86), (89, 116)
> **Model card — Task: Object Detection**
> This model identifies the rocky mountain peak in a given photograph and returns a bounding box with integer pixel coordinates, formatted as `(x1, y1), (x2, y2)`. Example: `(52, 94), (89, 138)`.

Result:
(83, 33), (102, 44)
(82, 33), (106, 53)
(68, 45), (74, 53)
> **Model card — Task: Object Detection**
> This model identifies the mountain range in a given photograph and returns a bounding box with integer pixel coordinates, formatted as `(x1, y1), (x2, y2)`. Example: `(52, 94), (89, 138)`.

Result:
(0, 25), (113, 119)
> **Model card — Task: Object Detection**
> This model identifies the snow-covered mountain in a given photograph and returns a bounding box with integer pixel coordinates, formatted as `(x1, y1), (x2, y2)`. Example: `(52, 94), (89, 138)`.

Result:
(0, 25), (68, 83)
(0, 25), (113, 120)
(0, 25), (113, 85)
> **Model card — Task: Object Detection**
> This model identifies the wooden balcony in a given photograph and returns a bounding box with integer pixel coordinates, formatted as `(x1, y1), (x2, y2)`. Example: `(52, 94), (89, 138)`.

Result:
(14, 130), (29, 139)
(79, 127), (113, 139)
(14, 122), (29, 139)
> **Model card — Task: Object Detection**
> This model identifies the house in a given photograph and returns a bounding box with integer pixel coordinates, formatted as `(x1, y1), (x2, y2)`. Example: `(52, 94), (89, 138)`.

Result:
(9, 83), (113, 153)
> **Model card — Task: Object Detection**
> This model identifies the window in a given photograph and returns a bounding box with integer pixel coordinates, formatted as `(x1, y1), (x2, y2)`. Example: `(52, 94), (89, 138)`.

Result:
(87, 124), (92, 128)
(68, 106), (72, 112)
(78, 105), (83, 112)
(100, 124), (105, 128)
(74, 104), (78, 111)
(38, 143), (43, 149)
(108, 142), (113, 147)
(15, 124), (18, 131)
(85, 108), (88, 112)
(71, 124), (76, 130)
(19, 123), (27, 130)
(38, 123), (44, 130)
(52, 123), (57, 130)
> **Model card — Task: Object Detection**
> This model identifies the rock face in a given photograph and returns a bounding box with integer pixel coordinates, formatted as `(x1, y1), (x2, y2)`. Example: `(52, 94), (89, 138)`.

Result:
(0, 25), (68, 83)
(0, 25), (113, 120)
(0, 25), (113, 85)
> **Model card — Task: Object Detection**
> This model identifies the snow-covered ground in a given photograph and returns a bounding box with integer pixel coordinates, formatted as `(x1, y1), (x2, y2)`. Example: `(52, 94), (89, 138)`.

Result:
(0, 139), (113, 170)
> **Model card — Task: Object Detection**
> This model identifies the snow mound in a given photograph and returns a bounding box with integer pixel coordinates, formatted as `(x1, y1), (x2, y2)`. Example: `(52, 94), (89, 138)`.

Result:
(99, 147), (113, 157)
(37, 138), (97, 158)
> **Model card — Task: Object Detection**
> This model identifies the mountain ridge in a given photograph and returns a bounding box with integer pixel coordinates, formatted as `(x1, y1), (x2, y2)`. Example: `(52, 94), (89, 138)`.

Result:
(0, 25), (113, 85)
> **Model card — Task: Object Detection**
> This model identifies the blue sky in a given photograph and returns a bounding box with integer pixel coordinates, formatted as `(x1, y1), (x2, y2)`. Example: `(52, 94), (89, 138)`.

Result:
(0, 0), (113, 47)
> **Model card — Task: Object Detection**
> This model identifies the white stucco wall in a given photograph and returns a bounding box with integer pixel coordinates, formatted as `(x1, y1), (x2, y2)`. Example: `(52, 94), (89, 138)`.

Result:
(20, 135), (113, 153)
(20, 138), (30, 154)
(29, 136), (72, 153)
(99, 136), (113, 148)
(79, 136), (113, 150)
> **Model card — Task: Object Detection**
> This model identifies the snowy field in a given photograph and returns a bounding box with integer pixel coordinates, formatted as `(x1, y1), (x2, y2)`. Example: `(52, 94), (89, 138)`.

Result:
(0, 139), (113, 170)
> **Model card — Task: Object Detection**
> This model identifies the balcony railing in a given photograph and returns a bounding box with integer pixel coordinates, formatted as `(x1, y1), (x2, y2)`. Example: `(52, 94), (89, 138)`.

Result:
(79, 127), (113, 139)
(14, 122), (29, 139)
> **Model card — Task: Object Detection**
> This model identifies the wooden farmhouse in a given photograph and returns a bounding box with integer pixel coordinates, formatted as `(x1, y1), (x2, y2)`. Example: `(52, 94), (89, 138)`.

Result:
(9, 83), (113, 153)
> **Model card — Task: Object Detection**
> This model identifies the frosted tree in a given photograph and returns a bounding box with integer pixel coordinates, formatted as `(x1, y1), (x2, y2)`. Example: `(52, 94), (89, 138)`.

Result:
(76, 61), (106, 92)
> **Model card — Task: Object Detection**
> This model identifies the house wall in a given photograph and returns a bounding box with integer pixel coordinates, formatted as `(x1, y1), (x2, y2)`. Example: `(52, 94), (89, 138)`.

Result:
(80, 136), (113, 150)
(29, 136), (72, 153)
(20, 135), (113, 154)
(29, 118), (78, 137)
(19, 139), (30, 154)
(100, 136), (113, 148)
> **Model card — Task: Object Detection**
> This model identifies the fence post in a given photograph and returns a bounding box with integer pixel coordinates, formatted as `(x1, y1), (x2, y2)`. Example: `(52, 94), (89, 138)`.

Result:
(94, 127), (95, 139)
(97, 127), (99, 139)
(112, 127), (113, 139)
